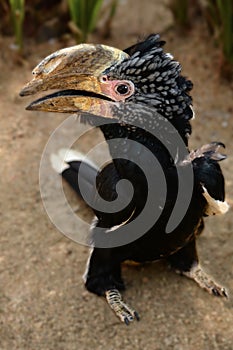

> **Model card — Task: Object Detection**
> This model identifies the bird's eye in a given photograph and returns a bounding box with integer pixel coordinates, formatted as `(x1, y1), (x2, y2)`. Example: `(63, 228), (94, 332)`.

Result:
(99, 78), (134, 101)
(115, 83), (129, 95)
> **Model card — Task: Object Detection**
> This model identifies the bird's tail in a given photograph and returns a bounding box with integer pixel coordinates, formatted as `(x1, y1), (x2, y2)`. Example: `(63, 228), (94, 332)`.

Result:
(50, 149), (98, 204)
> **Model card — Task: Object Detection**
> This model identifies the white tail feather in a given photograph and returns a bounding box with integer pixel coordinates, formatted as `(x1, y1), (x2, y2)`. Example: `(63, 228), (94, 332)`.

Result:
(50, 148), (97, 174)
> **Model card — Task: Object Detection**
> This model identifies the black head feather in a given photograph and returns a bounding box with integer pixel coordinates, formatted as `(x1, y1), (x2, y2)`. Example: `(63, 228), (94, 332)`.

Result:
(124, 34), (166, 56)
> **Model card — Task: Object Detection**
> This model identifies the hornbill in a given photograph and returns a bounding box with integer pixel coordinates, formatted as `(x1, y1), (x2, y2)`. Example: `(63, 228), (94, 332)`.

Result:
(20, 34), (229, 324)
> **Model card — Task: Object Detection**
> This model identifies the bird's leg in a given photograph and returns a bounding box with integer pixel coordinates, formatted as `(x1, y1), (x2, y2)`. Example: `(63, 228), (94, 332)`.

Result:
(84, 247), (139, 324)
(167, 239), (228, 297)
(105, 289), (139, 325)
(84, 247), (125, 294)
(182, 264), (228, 297)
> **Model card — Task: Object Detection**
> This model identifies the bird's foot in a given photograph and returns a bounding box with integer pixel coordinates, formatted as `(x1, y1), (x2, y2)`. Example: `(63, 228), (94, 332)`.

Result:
(105, 289), (140, 325)
(181, 264), (228, 297)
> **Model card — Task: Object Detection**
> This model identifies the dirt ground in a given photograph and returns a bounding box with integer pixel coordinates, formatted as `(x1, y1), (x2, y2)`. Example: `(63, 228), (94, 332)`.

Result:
(1, 1), (233, 349)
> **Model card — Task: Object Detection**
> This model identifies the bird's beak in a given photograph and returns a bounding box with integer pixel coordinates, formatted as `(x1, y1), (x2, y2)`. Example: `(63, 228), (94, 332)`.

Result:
(20, 44), (129, 118)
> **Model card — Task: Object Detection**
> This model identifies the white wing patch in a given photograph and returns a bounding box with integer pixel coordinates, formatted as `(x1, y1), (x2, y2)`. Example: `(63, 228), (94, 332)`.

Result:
(202, 186), (229, 216)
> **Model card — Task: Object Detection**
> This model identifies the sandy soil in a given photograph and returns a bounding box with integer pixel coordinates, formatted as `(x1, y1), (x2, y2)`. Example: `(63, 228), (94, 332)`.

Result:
(1, 1), (233, 349)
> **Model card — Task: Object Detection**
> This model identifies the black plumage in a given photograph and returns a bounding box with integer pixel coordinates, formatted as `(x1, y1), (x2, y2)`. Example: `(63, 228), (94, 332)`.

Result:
(20, 34), (229, 324)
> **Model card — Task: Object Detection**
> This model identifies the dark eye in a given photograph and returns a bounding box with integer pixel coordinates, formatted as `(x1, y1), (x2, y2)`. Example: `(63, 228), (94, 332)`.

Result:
(116, 84), (129, 95)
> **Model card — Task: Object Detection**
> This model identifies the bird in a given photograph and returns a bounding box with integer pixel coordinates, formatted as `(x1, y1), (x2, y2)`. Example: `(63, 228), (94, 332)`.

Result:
(20, 34), (229, 325)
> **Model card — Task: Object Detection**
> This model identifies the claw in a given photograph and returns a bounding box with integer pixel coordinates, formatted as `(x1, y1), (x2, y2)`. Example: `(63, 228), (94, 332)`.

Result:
(182, 264), (228, 298)
(222, 288), (228, 298)
(105, 289), (139, 324)
(212, 286), (228, 298)
(134, 311), (140, 321)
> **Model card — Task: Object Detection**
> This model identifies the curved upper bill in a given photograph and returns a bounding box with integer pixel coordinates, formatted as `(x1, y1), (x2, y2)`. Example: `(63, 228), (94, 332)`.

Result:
(20, 44), (128, 115)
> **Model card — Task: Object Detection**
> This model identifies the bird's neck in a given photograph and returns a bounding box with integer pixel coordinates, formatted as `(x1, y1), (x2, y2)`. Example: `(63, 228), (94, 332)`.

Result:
(100, 123), (176, 174)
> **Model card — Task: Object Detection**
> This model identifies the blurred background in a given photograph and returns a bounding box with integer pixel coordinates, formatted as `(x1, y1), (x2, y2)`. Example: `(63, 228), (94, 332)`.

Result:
(1, 0), (233, 77)
(0, 1), (233, 349)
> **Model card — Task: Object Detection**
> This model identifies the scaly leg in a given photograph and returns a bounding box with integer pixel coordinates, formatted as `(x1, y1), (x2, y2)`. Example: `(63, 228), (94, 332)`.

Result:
(167, 239), (228, 297)
(84, 247), (140, 324)
(182, 264), (227, 297)
(106, 289), (139, 325)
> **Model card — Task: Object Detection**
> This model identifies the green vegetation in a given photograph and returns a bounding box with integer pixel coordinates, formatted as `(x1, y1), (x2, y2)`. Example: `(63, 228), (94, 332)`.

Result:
(204, 0), (233, 75)
(9, 0), (25, 51)
(169, 0), (189, 30)
(169, 0), (233, 77)
(68, 0), (104, 42)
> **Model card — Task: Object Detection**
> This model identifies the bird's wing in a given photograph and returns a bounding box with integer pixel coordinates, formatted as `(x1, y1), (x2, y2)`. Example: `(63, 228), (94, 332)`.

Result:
(181, 142), (229, 216)
(94, 162), (137, 228)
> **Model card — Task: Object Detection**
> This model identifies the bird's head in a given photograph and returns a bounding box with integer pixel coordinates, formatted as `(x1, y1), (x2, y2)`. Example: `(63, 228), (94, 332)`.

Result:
(20, 34), (194, 140)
